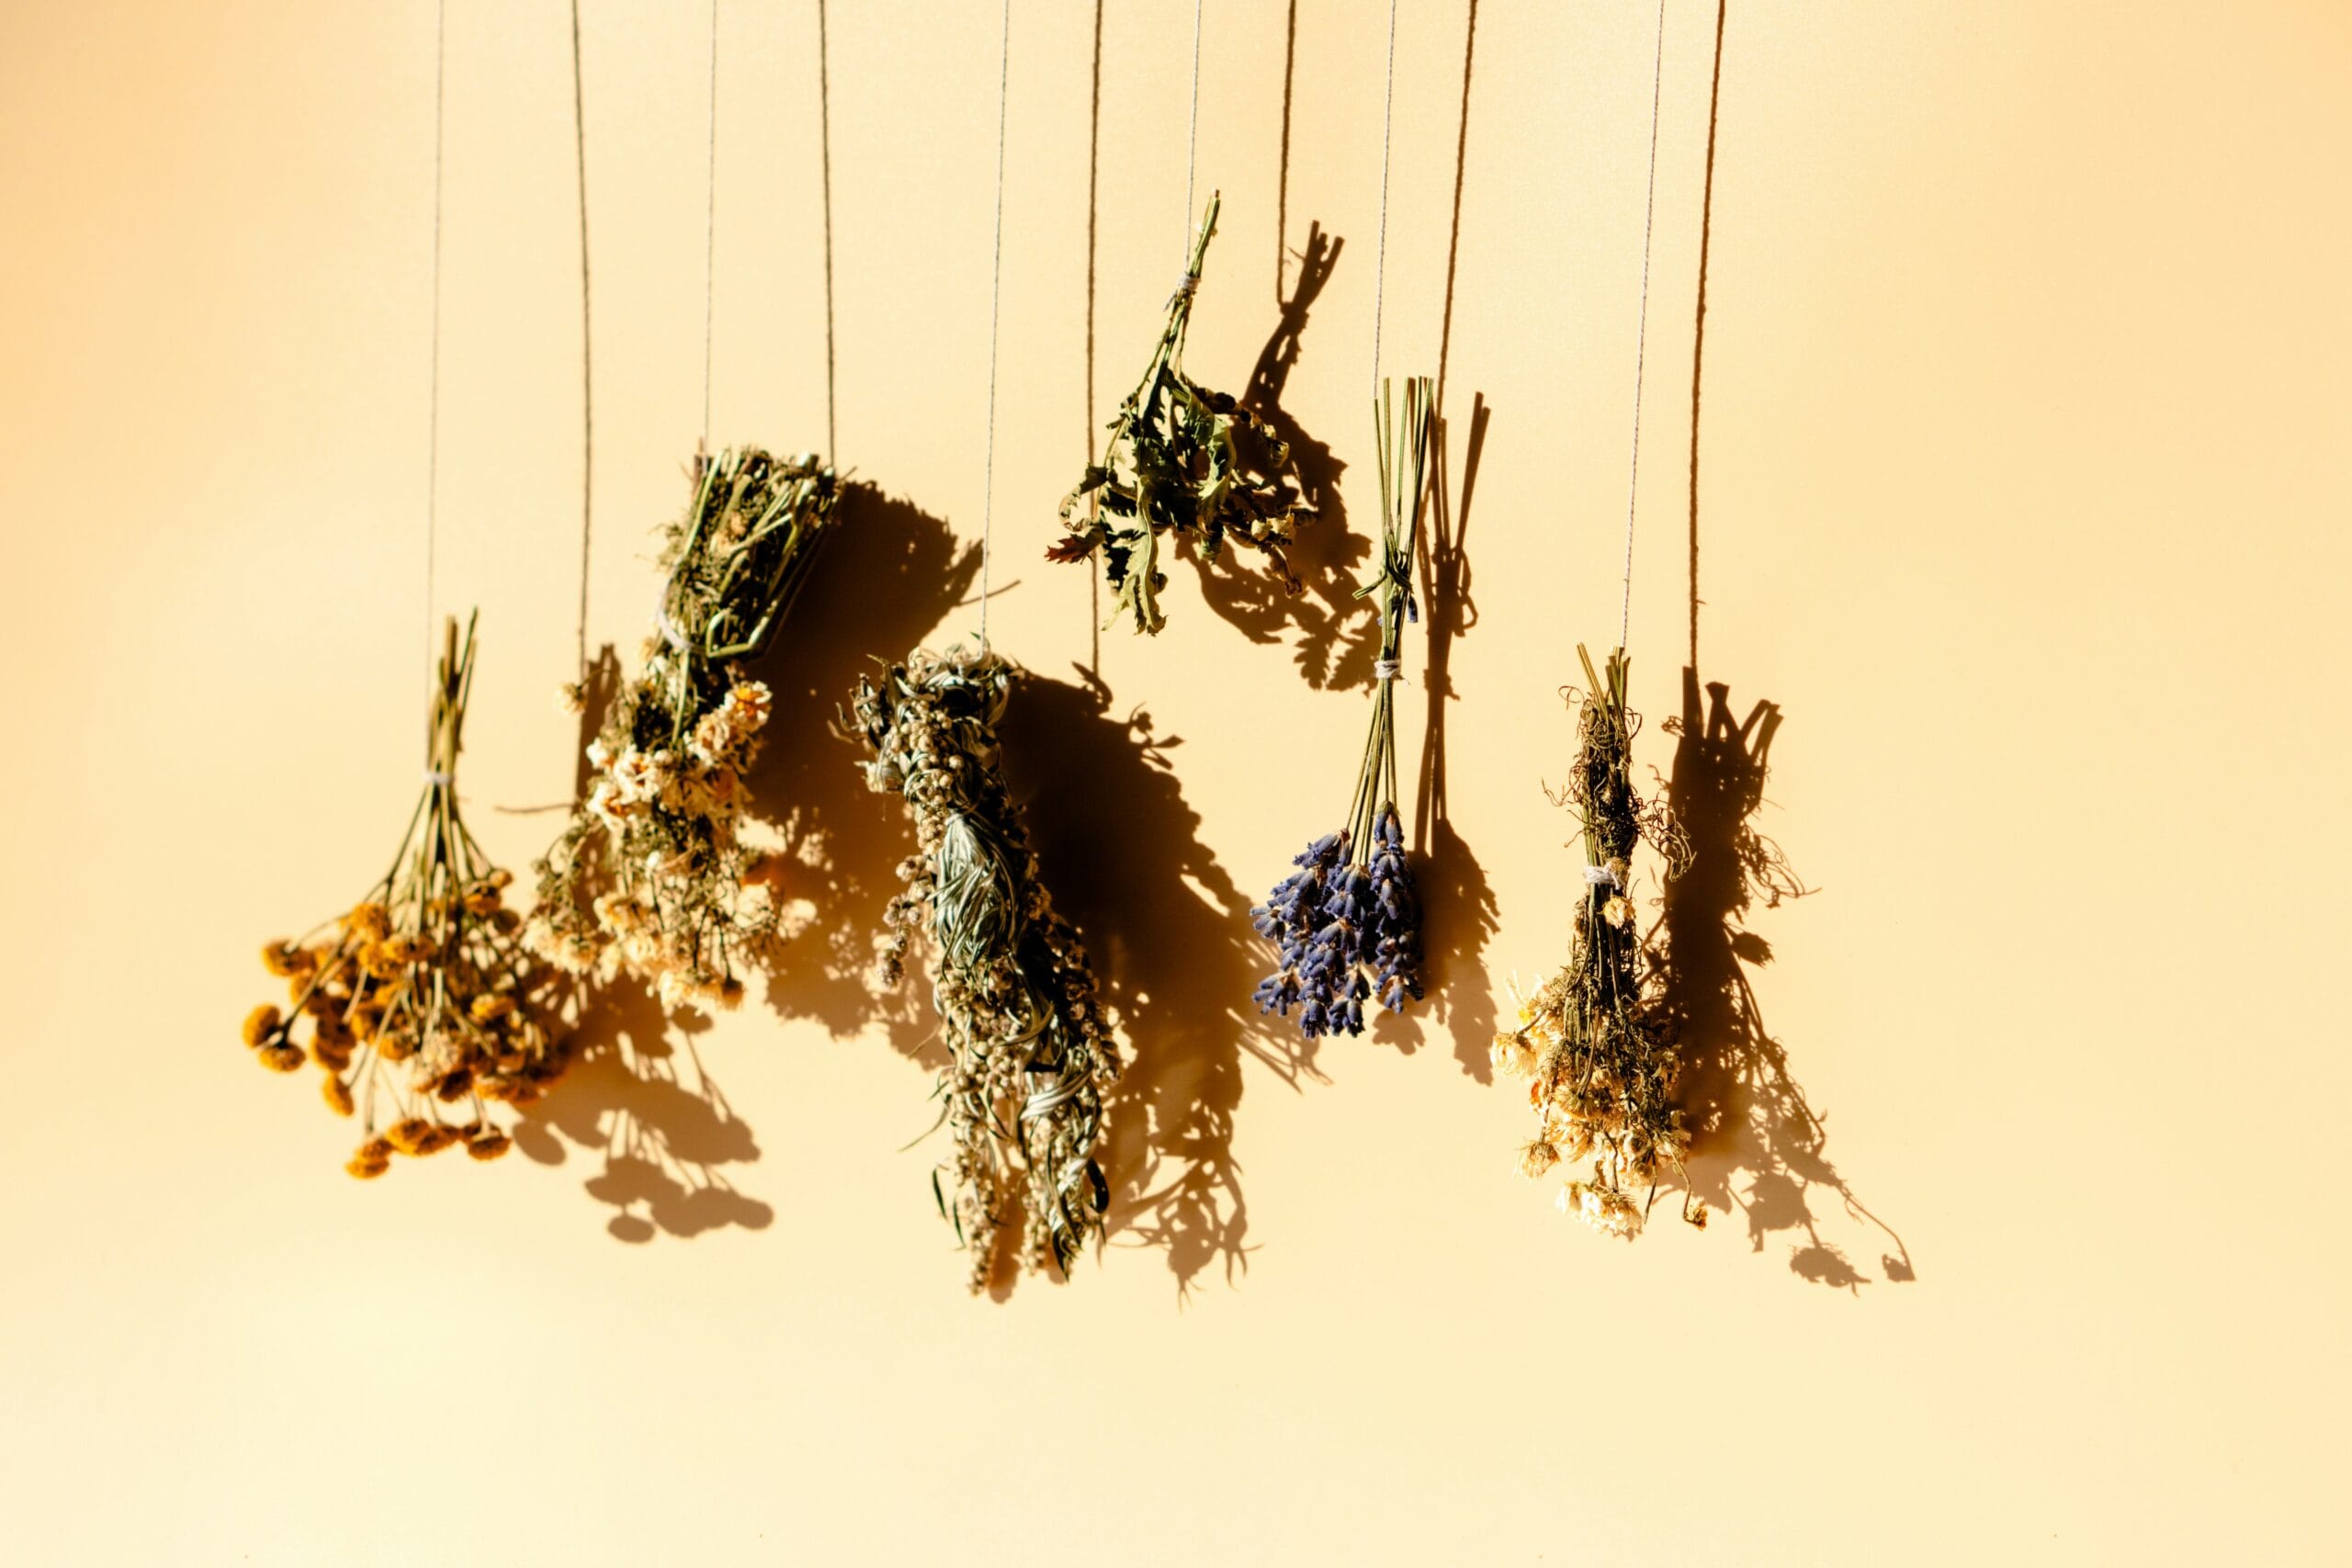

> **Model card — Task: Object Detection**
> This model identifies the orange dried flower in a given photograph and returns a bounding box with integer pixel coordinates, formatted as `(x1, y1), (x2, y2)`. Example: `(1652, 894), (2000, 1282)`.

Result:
(322, 1076), (356, 1117)
(242, 1005), (283, 1047)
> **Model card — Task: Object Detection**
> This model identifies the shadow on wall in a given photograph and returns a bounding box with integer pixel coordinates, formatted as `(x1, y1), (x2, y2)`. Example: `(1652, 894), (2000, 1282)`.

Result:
(746, 480), (979, 1067)
(1651, 671), (1913, 1291)
(1186, 220), (1380, 693)
(1643, 0), (1908, 1292)
(998, 667), (1322, 1300)
(514, 643), (772, 1243)
(1402, 394), (1499, 1079)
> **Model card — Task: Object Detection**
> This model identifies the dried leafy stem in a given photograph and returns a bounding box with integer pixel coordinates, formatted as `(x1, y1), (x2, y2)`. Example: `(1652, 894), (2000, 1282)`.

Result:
(244, 614), (569, 1177)
(528, 446), (841, 1010)
(1250, 377), (1431, 1041)
(1492, 647), (1697, 1237)
(1050, 191), (1312, 635)
(852, 645), (1121, 1293)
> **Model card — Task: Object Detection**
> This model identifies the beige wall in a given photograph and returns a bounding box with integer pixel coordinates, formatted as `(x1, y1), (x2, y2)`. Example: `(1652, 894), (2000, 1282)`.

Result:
(4, 0), (2347, 1562)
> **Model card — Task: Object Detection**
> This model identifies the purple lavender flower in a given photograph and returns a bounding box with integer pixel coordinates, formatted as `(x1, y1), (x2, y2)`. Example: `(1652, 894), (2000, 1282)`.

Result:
(1251, 807), (1423, 1041)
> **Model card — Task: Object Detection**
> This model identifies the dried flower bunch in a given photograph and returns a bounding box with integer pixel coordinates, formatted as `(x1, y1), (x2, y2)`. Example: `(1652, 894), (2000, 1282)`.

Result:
(528, 446), (840, 1010)
(1251, 377), (1432, 1040)
(851, 644), (1122, 1292)
(1048, 191), (1312, 635)
(1492, 647), (1697, 1238)
(243, 615), (569, 1178)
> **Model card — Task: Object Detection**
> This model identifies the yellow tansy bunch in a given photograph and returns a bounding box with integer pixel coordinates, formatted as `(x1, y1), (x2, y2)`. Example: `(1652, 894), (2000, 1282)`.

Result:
(245, 615), (569, 1178)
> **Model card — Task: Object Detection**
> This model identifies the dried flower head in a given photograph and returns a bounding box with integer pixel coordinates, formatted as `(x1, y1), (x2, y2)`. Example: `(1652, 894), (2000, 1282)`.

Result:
(851, 644), (1122, 1293)
(1251, 378), (1432, 1040)
(1496, 647), (1702, 1237)
(243, 615), (570, 1177)
(1049, 192), (1312, 635)
(529, 447), (841, 1008)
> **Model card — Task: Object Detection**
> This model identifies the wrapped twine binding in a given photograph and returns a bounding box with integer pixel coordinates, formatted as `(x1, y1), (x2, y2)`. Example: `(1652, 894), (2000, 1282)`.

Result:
(851, 645), (1121, 1293)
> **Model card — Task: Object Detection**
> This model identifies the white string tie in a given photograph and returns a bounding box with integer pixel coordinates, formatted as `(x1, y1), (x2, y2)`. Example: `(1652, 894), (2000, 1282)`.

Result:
(1582, 863), (1623, 890)
(424, 770), (453, 786)
(1374, 658), (1403, 682)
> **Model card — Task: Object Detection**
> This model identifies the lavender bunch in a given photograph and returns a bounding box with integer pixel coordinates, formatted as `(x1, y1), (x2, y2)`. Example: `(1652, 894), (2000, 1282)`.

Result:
(1251, 378), (1431, 1041)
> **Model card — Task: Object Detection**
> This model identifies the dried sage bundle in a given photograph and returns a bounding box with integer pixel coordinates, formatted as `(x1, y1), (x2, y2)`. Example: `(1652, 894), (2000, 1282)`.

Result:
(851, 645), (1121, 1292)
(1491, 647), (1697, 1237)
(528, 447), (840, 1010)
(1251, 378), (1430, 1039)
(1048, 191), (1312, 635)
(244, 615), (569, 1178)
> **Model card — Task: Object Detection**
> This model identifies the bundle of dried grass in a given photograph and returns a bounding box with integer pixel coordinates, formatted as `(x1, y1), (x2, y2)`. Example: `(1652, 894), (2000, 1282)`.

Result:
(528, 447), (840, 1010)
(1491, 647), (1695, 1237)
(851, 644), (1122, 1292)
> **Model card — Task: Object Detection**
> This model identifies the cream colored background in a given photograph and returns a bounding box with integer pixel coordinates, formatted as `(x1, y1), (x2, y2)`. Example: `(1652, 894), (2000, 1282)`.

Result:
(3, 0), (2347, 1562)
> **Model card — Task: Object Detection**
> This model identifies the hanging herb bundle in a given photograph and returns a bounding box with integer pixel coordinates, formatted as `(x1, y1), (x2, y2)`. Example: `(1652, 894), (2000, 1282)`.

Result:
(1047, 191), (1312, 635)
(1490, 647), (1697, 1237)
(527, 446), (839, 1010)
(243, 615), (569, 1178)
(851, 645), (1121, 1292)
(1250, 377), (1430, 1040)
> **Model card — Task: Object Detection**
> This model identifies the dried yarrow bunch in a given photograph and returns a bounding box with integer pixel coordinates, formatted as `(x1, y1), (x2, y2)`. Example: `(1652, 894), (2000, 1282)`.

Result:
(1492, 646), (1696, 1238)
(1048, 191), (1312, 635)
(243, 615), (569, 1178)
(528, 446), (840, 1010)
(1250, 377), (1431, 1040)
(851, 645), (1121, 1292)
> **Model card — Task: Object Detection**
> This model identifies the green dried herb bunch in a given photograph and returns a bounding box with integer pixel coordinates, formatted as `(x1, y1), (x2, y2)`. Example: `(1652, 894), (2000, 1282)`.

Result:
(1048, 190), (1312, 635)
(244, 615), (570, 1178)
(527, 446), (841, 1011)
(1491, 647), (1696, 1238)
(851, 644), (1122, 1292)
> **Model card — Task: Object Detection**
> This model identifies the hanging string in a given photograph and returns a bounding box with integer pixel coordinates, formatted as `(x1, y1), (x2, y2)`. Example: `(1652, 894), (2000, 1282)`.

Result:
(701, 0), (720, 449)
(424, 0), (447, 680)
(1182, 0), (1204, 255)
(1085, 0), (1103, 674)
(977, 0), (1012, 649)
(817, 0), (838, 460)
(1368, 0), (1398, 400)
(569, 0), (593, 679)
(1617, 0), (1669, 649)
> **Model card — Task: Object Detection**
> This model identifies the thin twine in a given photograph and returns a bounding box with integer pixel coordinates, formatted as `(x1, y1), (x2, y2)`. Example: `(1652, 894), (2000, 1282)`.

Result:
(978, 0), (1012, 650)
(424, 0), (446, 679)
(702, 0), (719, 448)
(1182, 0), (1203, 256)
(1617, 0), (1669, 649)
(569, 0), (593, 679)
(1368, 0), (1398, 401)
(817, 0), (838, 459)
